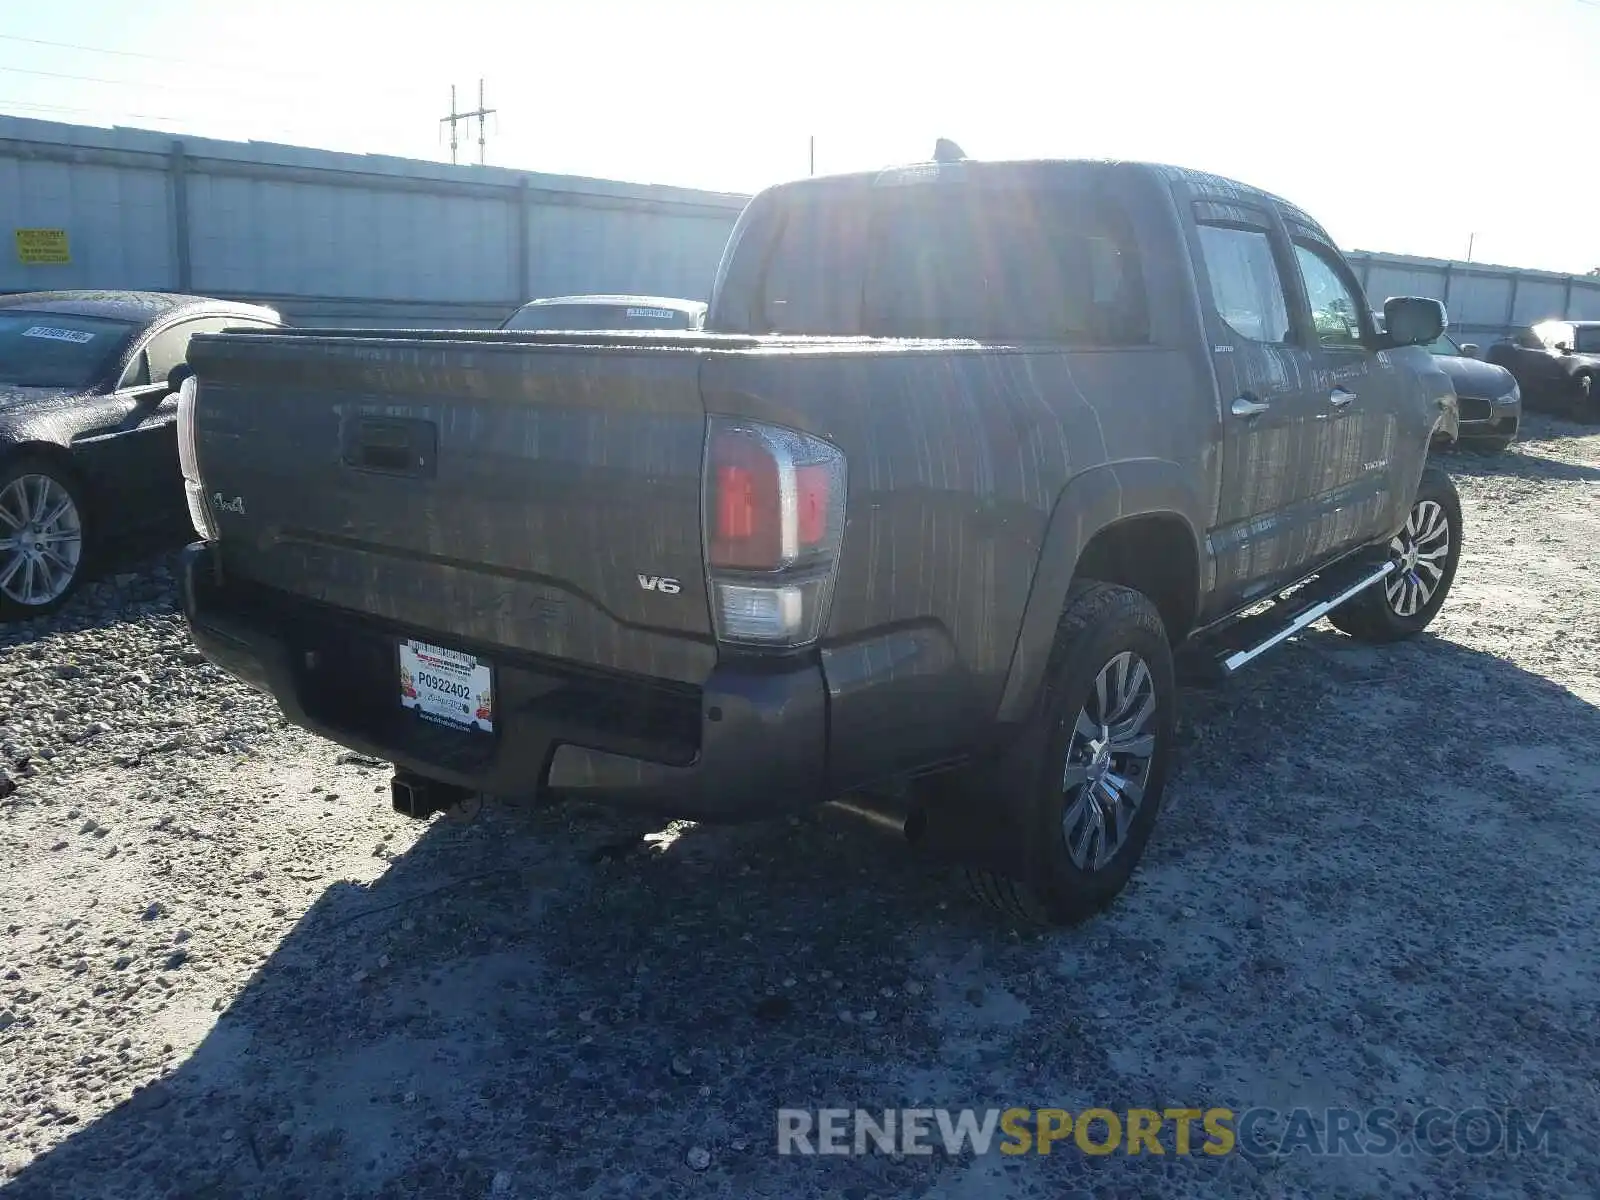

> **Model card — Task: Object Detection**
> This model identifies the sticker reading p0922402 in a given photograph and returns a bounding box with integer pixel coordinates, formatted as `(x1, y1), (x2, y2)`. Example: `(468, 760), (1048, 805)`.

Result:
(398, 639), (494, 733)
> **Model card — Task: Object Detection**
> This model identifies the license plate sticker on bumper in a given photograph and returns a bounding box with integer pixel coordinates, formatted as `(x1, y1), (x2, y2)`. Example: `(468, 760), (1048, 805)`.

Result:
(398, 639), (494, 734)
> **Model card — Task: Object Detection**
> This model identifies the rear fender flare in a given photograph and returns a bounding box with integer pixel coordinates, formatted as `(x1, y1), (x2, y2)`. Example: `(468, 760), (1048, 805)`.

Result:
(994, 460), (1204, 725)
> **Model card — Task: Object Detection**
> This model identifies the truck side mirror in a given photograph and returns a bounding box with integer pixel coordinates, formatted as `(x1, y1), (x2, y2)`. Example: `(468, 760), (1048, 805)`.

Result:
(1380, 296), (1447, 348)
(1459, 343), (1480, 358)
(1555, 342), (1573, 354)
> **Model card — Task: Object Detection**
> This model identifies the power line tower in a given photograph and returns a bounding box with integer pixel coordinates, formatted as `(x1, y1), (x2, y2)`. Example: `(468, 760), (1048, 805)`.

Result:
(441, 79), (496, 165)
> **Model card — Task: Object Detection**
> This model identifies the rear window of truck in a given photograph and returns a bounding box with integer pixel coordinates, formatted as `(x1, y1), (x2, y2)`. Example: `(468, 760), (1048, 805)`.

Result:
(859, 186), (1149, 345)
(757, 194), (871, 335)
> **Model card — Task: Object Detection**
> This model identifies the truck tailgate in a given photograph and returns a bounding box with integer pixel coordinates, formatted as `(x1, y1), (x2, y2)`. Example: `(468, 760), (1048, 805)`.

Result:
(187, 332), (715, 684)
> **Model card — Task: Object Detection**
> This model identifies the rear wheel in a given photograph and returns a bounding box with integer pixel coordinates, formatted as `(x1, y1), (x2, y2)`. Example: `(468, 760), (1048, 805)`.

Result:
(1574, 373), (1596, 422)
(962, 581), (1176, 927)
(0, 457), (89, 622)
(1328, 463), (1461, 643)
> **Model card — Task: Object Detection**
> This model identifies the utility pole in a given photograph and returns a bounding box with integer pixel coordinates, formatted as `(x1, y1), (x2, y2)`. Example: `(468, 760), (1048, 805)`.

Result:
(475, 78), (494, 166)
(1466, 232), (1476, 263)
(809, 135), (815, 177)
(442, 85), (459, 164)
(441, 79), (497, 165)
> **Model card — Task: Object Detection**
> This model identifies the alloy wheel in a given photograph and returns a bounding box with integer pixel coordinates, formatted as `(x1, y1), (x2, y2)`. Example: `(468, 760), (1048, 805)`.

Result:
(0, 473), (84, 608)
(1060, 650), (1159, 872)
(1384, 498), (1450, 618)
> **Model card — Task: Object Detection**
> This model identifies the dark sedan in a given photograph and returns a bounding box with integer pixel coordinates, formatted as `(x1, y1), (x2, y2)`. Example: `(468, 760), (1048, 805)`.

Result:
(0, 290), (280, 619)
(1424, 330), (1521, 452)
(500, 294), (707, 332)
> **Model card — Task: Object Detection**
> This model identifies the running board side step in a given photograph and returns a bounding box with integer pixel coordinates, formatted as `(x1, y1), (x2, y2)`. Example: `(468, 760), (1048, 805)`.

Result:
(1220, 560), (1396, 674)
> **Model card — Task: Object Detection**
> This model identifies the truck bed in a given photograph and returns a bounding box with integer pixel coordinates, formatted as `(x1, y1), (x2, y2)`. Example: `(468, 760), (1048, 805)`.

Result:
(184, 323), (1208, 807)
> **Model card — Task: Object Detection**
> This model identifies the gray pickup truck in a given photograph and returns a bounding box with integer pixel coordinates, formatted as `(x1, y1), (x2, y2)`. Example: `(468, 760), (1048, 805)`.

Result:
(177, 153), (1462, 926)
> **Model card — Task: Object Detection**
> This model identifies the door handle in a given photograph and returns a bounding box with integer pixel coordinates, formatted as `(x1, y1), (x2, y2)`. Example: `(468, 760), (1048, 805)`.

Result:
(1231, 395), (1271, 417)
(1329, 388), (1357, 408)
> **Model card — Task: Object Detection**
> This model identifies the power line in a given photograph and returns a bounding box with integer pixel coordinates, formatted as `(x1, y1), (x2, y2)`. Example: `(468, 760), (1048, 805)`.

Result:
(0, 33), (509, 167)
(0, 96), (183, 124)
(0, 32), (204, 66)
(0, 62), (285, 98)
(0, 63), (431, 139)
(0, 32), (427, 100)
(0, 88), (435, 156)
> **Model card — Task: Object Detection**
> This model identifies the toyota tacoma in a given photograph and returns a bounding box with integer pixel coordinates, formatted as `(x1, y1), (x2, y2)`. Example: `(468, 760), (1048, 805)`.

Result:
(176, 151), (1463, 925)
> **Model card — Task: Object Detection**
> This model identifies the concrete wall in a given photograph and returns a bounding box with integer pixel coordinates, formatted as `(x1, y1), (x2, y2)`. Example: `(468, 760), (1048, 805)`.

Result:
(0, 116), (746, 329)
(6, 115), (1599, 342)
(1348, 251), (1600, 348)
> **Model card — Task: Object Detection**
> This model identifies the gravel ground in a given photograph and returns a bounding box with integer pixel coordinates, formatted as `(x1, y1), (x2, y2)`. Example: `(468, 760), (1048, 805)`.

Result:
(3, 414), (1599, 1199)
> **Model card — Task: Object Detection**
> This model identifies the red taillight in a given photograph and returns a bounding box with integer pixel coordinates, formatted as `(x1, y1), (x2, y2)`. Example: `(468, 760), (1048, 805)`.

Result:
(710, 430), (781, 568)
(702, 418), (847, 647)
(796, 464), (830, 547)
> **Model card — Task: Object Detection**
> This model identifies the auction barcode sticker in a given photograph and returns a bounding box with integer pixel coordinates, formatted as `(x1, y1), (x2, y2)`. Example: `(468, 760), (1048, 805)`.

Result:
(22, 326), (95, 344)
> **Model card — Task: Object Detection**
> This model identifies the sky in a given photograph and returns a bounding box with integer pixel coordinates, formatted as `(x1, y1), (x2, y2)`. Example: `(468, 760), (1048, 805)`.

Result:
(1, 0), (1598, 274)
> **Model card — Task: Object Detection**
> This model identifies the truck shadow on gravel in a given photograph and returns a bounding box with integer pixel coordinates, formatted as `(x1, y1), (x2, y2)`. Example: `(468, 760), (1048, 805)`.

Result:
(7, 627), (1600, 1199)
(1437, 414), (1600, 484)
(1436, 447), (1600, 486)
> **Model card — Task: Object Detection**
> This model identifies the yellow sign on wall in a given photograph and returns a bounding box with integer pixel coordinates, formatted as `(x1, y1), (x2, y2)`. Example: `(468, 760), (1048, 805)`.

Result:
(15, 228), (70, 265)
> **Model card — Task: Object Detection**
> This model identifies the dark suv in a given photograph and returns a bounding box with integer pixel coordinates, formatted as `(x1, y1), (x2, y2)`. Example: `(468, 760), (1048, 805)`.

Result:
(1486, 320), (1600, 419)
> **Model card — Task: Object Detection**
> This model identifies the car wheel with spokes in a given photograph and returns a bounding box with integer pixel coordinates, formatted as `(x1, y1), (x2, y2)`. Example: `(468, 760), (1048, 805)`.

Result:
(963, 580), (1177, 927)
(0, 458), (89, 621)
(1328, 463), (1462, 643)
(1059, 650), (1160, 873)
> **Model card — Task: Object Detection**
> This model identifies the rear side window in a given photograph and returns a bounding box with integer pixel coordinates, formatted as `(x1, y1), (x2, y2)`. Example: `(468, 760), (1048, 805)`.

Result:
(1196, 224), (1291, 344)
(860, 186), (1149, 344)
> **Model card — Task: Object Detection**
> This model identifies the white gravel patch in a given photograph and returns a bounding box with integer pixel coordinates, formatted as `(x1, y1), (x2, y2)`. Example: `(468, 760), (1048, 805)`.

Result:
(3, 414), (1599, 1198)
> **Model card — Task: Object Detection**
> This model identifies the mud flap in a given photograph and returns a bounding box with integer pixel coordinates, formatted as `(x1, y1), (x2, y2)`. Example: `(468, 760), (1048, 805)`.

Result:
(905, 726), (1041, 882)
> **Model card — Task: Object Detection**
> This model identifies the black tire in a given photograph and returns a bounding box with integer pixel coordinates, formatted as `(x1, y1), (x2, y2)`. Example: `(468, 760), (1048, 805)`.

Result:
(0, 455), (91, 623)
(1574, 373), (1597, 423)
(963, 580), (1177, 927)
(1327, 463), (1461, 644)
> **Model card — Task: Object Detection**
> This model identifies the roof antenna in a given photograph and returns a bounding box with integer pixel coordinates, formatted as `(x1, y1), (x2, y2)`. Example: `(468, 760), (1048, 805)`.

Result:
(932, 137), (967, 163)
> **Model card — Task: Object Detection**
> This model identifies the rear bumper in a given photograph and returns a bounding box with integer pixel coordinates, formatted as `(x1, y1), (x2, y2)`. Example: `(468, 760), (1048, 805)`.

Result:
(180, 541), (829, 820)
